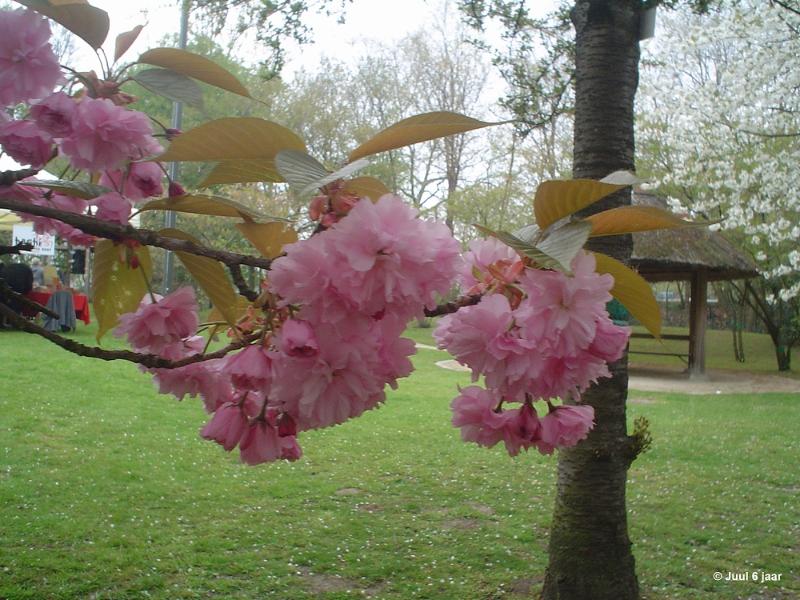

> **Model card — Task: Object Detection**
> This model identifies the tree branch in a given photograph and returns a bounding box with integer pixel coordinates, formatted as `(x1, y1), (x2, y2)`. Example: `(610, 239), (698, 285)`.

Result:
(228, 264), (259, 301)
(0, 281), (59, 319)
(424, 294), (481, 317)
(0, 242), (34, 256)
(0, 168), (38, 186)
(0, 197), (273, 270)
(0, 301), (260, 369)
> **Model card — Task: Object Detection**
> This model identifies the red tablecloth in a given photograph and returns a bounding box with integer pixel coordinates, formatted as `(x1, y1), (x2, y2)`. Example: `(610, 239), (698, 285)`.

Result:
(25, 291), (91, 325)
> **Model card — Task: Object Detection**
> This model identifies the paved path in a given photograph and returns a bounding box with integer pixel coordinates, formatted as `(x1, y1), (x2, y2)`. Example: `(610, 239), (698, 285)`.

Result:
(429, 353), (799, 396)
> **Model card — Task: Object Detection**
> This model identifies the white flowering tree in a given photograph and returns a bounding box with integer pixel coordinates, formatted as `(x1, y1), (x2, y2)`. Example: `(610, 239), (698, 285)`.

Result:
(638, 1), (800, 370)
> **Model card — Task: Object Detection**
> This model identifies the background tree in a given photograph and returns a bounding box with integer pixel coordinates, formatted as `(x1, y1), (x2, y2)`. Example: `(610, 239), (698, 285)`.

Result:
(638, 1), (800, 370)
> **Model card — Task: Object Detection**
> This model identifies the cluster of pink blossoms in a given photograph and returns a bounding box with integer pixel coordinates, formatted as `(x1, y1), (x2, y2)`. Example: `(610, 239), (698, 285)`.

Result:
(434, 239), (630, 456)
(114, 194), (461, 465)
(0, 8), (165, 242)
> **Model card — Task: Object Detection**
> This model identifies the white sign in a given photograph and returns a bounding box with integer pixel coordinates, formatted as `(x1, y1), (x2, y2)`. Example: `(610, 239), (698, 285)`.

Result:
(11, 224), (55, 256)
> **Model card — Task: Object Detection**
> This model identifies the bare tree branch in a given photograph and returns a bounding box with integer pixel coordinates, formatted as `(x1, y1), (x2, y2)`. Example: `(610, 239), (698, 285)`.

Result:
(0, 301), (261, 369)
(0, 242), (34, 256)
(0, 281), (59, 319)
(228, 264), (259, 301)
(0, 197), (273, 270)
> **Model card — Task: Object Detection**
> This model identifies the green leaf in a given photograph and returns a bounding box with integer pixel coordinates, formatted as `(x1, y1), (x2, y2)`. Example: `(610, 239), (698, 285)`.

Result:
(592, 252), (661, 338)
(274, 150), (328, 191)
(236, 222), (297, 259)
(587, 205), (710, 237)
(92, 240), (152, 342)
(348, 111), (500, 163)
(342, 176), (391, 201)
(160, 228), (239, 326)
(114, 24), (144, 63)
(24, 178), (110, 200)
(139, 194), (287, 222)
(536, 220), (592, 273)
(200, 160), (282, 187)
(474, 224), (566, 272)
(156, 118), (305, 163)
(274, 150), (370, 197)
(600, 171), (642, 186)
(133, 68), (203, 109)
(16, 0), (109, 49)
(534, 179), (629, 230)
(137, 47), (251, 98)
(302, 159), (369, 197)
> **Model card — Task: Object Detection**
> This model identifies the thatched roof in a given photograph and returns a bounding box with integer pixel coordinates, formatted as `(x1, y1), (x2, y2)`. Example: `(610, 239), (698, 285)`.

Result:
(630, 192), (758, 282)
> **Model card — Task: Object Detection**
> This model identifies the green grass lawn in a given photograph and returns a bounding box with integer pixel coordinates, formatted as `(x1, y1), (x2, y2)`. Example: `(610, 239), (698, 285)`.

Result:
(0, 320), (798, 599)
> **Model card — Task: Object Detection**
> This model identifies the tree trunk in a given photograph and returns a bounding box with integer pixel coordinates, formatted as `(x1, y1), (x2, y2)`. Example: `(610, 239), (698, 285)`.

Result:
(542, 2), (642, 598)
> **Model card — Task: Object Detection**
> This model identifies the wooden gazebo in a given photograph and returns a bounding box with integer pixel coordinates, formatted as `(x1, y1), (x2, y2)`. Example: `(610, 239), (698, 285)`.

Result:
(628, 192), (759, 378)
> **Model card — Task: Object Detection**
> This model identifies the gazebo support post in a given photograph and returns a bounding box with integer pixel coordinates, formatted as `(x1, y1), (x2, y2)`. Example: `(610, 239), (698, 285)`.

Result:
(688, 267), (708, 378)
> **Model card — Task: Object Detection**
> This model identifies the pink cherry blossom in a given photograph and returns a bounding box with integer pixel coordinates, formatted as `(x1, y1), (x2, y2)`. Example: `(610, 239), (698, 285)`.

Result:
(100, 162), (164, 201)
(59, 98), (162, 171)
(325, 194), (461, 319)
(517, 253), (614, 356)
(450, 386), (510, 449)
(114, 287), (199, 354)
(501, 402), (543, 456)
(538, 404), (595, 453)
(0, 9), (62, 106)
(0, 120), (53, 168)
(30, 92), (76, 137)
(226, 344), (274, 392)
(588, 315), (630, 363)
(237, 419), (303, 465)
(201, 402), (249, 452)
(278, 319), (319, 358)
(14, 191), (96, 247)
(434, 293), (536, 393)
(459, 236), (521, 293)
(92, 192), (132, 224)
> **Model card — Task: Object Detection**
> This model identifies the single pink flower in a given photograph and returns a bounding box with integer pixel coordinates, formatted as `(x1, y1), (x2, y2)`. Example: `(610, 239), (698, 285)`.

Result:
(238, 421), (282, 465)
(30, 92), (76, 137)
(278, 319), (319, 358)
(201, 402), (248, 452)
(0, 120), (53, 168)
(100, 162), (164, 201)
(226, 344), (273, 392)
(517, 251), (614, 356)
(59, 97), (162, 171)
(501, 402), (542, 456)
(15, 191), (96, 247)
(92, 192), (132, 224)
(114, 287), (199, 354)
(588, 316), (630, 363)
(450, 386), (510, 449)
(459, 237), (521, 293)
(325, 194), (461, 319)
(0, 9), (62, 106)
(539, 404), (595, 452)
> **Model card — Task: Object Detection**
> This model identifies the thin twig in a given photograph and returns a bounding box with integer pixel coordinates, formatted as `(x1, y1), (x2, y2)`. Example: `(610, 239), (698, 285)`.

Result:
(424, 294), (482, 317)
(0, 197), (273, 270)
(228, 264), (259, 301)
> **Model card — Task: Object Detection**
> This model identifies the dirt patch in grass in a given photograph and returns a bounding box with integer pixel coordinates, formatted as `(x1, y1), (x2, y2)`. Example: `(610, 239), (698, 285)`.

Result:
(335, 487), (362, 496)
(442, 517), (480, 530)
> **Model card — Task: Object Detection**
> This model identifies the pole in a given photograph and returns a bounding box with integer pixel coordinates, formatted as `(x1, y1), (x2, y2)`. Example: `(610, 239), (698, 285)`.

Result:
(163, 0), (190, 294)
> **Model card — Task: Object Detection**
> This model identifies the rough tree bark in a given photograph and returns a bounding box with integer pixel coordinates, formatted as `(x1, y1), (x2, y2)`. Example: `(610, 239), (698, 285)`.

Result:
(541, 1), (643, 598)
